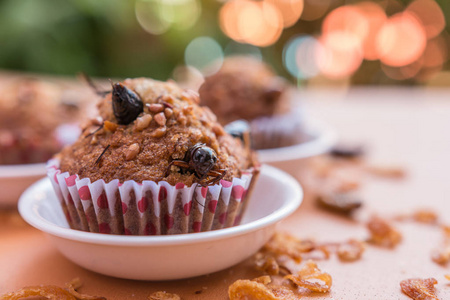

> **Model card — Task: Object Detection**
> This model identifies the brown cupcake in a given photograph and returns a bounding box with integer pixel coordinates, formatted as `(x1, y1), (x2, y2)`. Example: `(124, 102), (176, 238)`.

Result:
(48, 78), (259, 235)
(199, 56), (289, 125)
(198, 56), (305, 150)
(0, 78), (84, 164)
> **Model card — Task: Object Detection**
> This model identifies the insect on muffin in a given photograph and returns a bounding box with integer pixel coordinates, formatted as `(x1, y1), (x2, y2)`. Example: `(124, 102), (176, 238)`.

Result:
(47, 77), (259, 235)
(0, 78), (83, 165)
(198, 56), (306, 150)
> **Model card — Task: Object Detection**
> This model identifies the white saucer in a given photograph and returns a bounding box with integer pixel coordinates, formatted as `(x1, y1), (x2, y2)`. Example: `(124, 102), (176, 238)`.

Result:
(18, 165), (303, 280)
(0, 163), (46, 207)
(257, 118), (337, 176)
(257, 117), (337, 163)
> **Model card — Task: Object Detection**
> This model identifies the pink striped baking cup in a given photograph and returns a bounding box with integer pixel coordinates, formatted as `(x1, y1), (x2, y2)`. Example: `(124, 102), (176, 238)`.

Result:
(46, 159), (259, 235)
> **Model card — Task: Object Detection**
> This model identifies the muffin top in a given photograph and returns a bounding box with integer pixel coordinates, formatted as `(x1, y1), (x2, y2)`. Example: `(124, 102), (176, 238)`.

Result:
(57, 78), (256, 186)
(0, 79), (65, 133)
(0, 78), (85, 164)
(198, 56), (289, 125)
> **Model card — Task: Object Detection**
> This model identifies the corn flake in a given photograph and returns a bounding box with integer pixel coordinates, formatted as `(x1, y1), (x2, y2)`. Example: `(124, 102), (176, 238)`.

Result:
(148, 291), (181, 300)
(285, 260), (332, 293)
(0, 285), (76, 300)
(412, 209), (439, 224)
(431, 246), (450, 266)
(264, 233), (315, 263)
(255, 253), (280, 275)
(0, 278), (105, 300)
(229, 276), (297, 300)
(400, 278), (438, 300)
(366, 216), (402, 248)
(337, 239), (366, 262)
(229, 279), (281, 300)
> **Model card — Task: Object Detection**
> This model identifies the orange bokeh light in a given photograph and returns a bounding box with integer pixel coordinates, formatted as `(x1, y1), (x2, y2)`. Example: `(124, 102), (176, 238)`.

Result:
(317, 31), (364, 79)
(376, 12), (427, 67)
(322, 2), (388, 61)
(219, 0), (242, 42)
(355, 2), (388, 60)
(322, 5), (369, 43)
(219, 0), (283, 47)
(266, 0), (304, 28)
(407, 0), (446, 39)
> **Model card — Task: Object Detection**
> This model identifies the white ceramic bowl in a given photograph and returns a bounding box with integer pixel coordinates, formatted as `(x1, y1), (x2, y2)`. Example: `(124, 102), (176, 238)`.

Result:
(0, 124), (80, 207)
(18, 165), (302, 280)
(0, 163), (46, 207)
(257, 118), (337, 176)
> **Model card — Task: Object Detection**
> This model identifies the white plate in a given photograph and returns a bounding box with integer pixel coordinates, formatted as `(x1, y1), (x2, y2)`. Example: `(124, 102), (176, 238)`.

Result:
(257, 118), (337, 176)
(18, 165), (303, 280)
(0, 124), (80, 207)
(257, 118), (337, 163)
(0, 163), (46, 207)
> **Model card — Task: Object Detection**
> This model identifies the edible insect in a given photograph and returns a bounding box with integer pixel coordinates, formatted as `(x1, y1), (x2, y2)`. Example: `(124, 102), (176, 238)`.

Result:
(79, 72), (110, 96)
(224, 119), (252, 151)
(316, 191), (362, 214)
(166, 143), (226, 186)
(85, 123), (104, 138)
(80, 73), (144, 125)
(330, 144), (365, 159)
(111, 82), (143, 125)
(94, 144), (111, 166)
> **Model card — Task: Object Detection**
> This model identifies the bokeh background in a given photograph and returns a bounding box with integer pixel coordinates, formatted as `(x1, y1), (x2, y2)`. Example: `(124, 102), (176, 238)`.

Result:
(0, 0), (449, 87)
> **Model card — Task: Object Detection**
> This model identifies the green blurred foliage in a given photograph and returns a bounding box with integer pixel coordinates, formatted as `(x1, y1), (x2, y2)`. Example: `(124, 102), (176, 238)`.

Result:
(0, 0), (448, 85)
(0, 0), (232, 80)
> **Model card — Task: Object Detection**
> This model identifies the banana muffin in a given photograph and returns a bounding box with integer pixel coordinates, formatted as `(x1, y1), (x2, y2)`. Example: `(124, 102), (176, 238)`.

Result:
(198, 56), (289, 125)
(48, 78), (259, 235)
(198, 56), (305, 150)
(0, 78), (83, 164)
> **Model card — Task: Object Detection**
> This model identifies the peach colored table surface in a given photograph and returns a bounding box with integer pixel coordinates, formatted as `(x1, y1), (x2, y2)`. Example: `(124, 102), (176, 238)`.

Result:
(1, 88), (450, 299)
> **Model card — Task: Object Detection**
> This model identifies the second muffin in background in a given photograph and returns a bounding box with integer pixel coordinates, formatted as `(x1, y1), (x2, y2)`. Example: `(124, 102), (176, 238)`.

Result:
(0, 78), (85, 165)
(198, 56), (306, 150)
(48, 78), (259, 236)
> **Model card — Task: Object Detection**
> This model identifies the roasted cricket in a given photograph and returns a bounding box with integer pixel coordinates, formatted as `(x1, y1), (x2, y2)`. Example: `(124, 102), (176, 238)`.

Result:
(80, 73), (143, 125)
(166, 143), (226, 186)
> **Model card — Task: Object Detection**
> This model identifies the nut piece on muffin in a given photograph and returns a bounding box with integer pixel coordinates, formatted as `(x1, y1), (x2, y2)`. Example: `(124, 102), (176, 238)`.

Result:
(49, 78), (259, 235)
(0, 78), (84, 165)
(198, 56), (289, 125)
